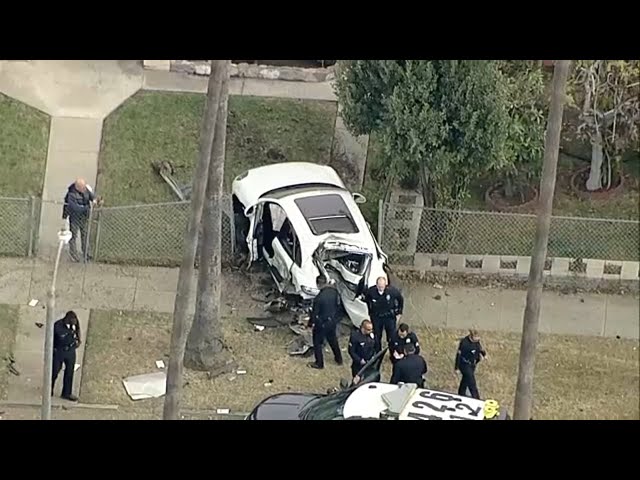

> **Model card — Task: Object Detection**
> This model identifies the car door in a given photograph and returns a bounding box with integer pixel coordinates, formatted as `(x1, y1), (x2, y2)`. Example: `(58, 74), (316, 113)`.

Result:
(271, 218), (296, 287)
(244, 197), (282, 263)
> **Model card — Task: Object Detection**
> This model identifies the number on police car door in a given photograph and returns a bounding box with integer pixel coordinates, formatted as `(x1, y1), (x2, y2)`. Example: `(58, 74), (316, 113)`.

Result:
(401, 390), (484, 420)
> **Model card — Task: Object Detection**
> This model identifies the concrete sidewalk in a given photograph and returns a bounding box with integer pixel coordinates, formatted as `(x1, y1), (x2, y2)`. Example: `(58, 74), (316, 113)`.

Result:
(1, 257), (637, 339)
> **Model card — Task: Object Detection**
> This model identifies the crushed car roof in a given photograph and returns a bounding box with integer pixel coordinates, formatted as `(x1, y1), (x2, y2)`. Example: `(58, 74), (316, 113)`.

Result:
(232, 162), (346, 208)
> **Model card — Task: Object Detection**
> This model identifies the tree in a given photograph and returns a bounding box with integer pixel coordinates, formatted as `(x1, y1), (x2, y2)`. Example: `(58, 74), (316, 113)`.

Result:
(184, 60), (235, 374)
(570, 60), (640, 191)
(335, 60), (511, 208)
(163, 60), (227, 420)
(513, 60), (571, 420)
(492, 61), (547, 201)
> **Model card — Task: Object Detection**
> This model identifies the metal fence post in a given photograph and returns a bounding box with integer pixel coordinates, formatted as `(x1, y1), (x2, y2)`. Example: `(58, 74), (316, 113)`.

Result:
(229, 195), (236, 255)
(377, 198), (384, 244)
(93, 207), (102, 262)
(27, 196), (36, 257)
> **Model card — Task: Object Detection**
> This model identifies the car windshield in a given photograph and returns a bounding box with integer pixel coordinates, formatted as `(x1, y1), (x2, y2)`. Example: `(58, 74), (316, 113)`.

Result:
(294, 194), (359, 235)
(298, 348), (388, 420)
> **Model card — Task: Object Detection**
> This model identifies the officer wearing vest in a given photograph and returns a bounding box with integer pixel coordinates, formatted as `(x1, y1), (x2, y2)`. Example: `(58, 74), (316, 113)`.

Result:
(363, 276), (404, 352)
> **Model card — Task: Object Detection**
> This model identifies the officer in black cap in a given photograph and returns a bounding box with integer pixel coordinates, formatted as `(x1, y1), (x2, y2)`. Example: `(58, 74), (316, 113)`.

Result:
(455, 328), (487, 399)
(390, 343), (427, 388)
(308, 277), (343, 370)
(363, 276), (404, 352)
(52, 311), (82, 401)
(348, 319), (376, 381)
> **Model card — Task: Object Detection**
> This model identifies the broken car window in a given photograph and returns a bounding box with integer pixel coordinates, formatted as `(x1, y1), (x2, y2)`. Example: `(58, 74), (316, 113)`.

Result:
(294, 194), (359, 236)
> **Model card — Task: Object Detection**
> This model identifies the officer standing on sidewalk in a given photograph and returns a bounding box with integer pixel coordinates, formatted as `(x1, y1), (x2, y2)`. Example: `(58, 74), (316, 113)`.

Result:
(455, 328), (487, 399)
(363, 276), (404, 352)
(307, 277), (343, 370)
(52, 311), (82, 402)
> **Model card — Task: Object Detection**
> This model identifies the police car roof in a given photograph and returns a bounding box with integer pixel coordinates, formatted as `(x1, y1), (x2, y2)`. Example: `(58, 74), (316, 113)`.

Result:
(343, 382), (488, 420)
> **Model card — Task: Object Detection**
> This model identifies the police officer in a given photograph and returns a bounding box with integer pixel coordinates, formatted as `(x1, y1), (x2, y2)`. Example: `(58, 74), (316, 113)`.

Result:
(390, 343), (427, 387)
(348, 319), (376, 380)
(52, 311), (82, 401)
(308, 277), (343, 370)
(390, 323), (421, 364)
(455, 329), (487, 399)
(363, 276), (404, 352)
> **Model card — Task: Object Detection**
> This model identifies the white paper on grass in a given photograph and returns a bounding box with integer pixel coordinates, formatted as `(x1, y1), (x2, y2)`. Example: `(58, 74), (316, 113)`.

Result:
(123, 372), (167, 401)
(28, 299), (39, 307)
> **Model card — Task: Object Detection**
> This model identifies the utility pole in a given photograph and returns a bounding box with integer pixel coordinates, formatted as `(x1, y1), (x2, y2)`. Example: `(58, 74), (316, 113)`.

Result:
(163, 60), (227, 420)
(42, 228), (72, 420)
(513, 60), (571, 420)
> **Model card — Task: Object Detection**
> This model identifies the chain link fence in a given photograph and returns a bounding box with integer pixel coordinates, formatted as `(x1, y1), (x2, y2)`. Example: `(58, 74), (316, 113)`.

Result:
(89, 197), (235, 267)
(379, 201), (640, 265)
(0, 196), (38, 257)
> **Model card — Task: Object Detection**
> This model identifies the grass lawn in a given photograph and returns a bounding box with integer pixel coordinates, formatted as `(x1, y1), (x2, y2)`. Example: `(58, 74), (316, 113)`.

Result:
(0, 304), (19, 400)
(0, 94), (50, 197)
(80, 309), (639, 419)
(98, 91), (338, 205)
(0, 95), (50, 257)
(93, 91), (337, 266)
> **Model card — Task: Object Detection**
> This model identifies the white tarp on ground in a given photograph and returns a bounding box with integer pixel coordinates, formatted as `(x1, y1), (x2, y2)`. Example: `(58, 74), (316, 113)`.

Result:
(123, 372), (167, 401)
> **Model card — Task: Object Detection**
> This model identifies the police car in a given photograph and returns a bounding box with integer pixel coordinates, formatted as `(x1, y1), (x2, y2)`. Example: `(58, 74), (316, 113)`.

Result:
(246, 349), (509, 420)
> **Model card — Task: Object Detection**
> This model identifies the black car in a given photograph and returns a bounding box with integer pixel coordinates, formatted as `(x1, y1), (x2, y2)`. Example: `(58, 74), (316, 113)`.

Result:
(246, 348), (388, 420)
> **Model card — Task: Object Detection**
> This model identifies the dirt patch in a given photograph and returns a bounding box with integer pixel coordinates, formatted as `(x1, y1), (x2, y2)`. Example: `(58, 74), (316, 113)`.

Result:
(570, 166), (625, 201)
(0, 305), (19, 401)
(485, 183), (539, 213)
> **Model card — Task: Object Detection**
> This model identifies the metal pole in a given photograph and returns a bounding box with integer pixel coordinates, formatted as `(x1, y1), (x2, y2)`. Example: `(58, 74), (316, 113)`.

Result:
(41, 239), (65, 420)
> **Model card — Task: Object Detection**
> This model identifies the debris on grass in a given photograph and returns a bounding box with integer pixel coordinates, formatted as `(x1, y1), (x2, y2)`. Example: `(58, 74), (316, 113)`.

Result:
(35, 322), (43, 328)
(254, 325), (266, 332)
(122, 372), (167, 401)
(264, 380), (273, 387)
(28, 299), (39, 307)
(236, 369), (247, 375)
(155, 360), (165, 369)
(216, 408), (230, 415)
(433, 283), (444, 289)
(434, 295), (442, 301)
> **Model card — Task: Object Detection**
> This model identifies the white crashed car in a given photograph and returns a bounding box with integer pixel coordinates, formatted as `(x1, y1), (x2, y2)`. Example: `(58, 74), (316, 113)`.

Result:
(231, 162), (390, 327)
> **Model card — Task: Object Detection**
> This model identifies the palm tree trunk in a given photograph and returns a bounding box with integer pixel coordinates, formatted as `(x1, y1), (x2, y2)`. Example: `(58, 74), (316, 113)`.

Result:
(184, 60), (235, 375)
(163, 60), (226, 420)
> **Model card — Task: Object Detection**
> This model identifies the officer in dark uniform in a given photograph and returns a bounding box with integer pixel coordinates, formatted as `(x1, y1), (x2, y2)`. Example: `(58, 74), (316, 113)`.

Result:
(455, 329), (487, 399)
(390, 343), (427, 387)
(308, 277), (343, 370)
(348, 319), (376, 380)
(363, 276), (404, 352)
(390, 323), (421, 364)
(52, 311), (82, 401)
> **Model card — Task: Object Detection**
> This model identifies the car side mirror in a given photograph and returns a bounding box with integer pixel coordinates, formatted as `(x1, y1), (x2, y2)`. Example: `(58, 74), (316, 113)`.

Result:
(339, 378), (350, 390)
(352, 193), (367, 204)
